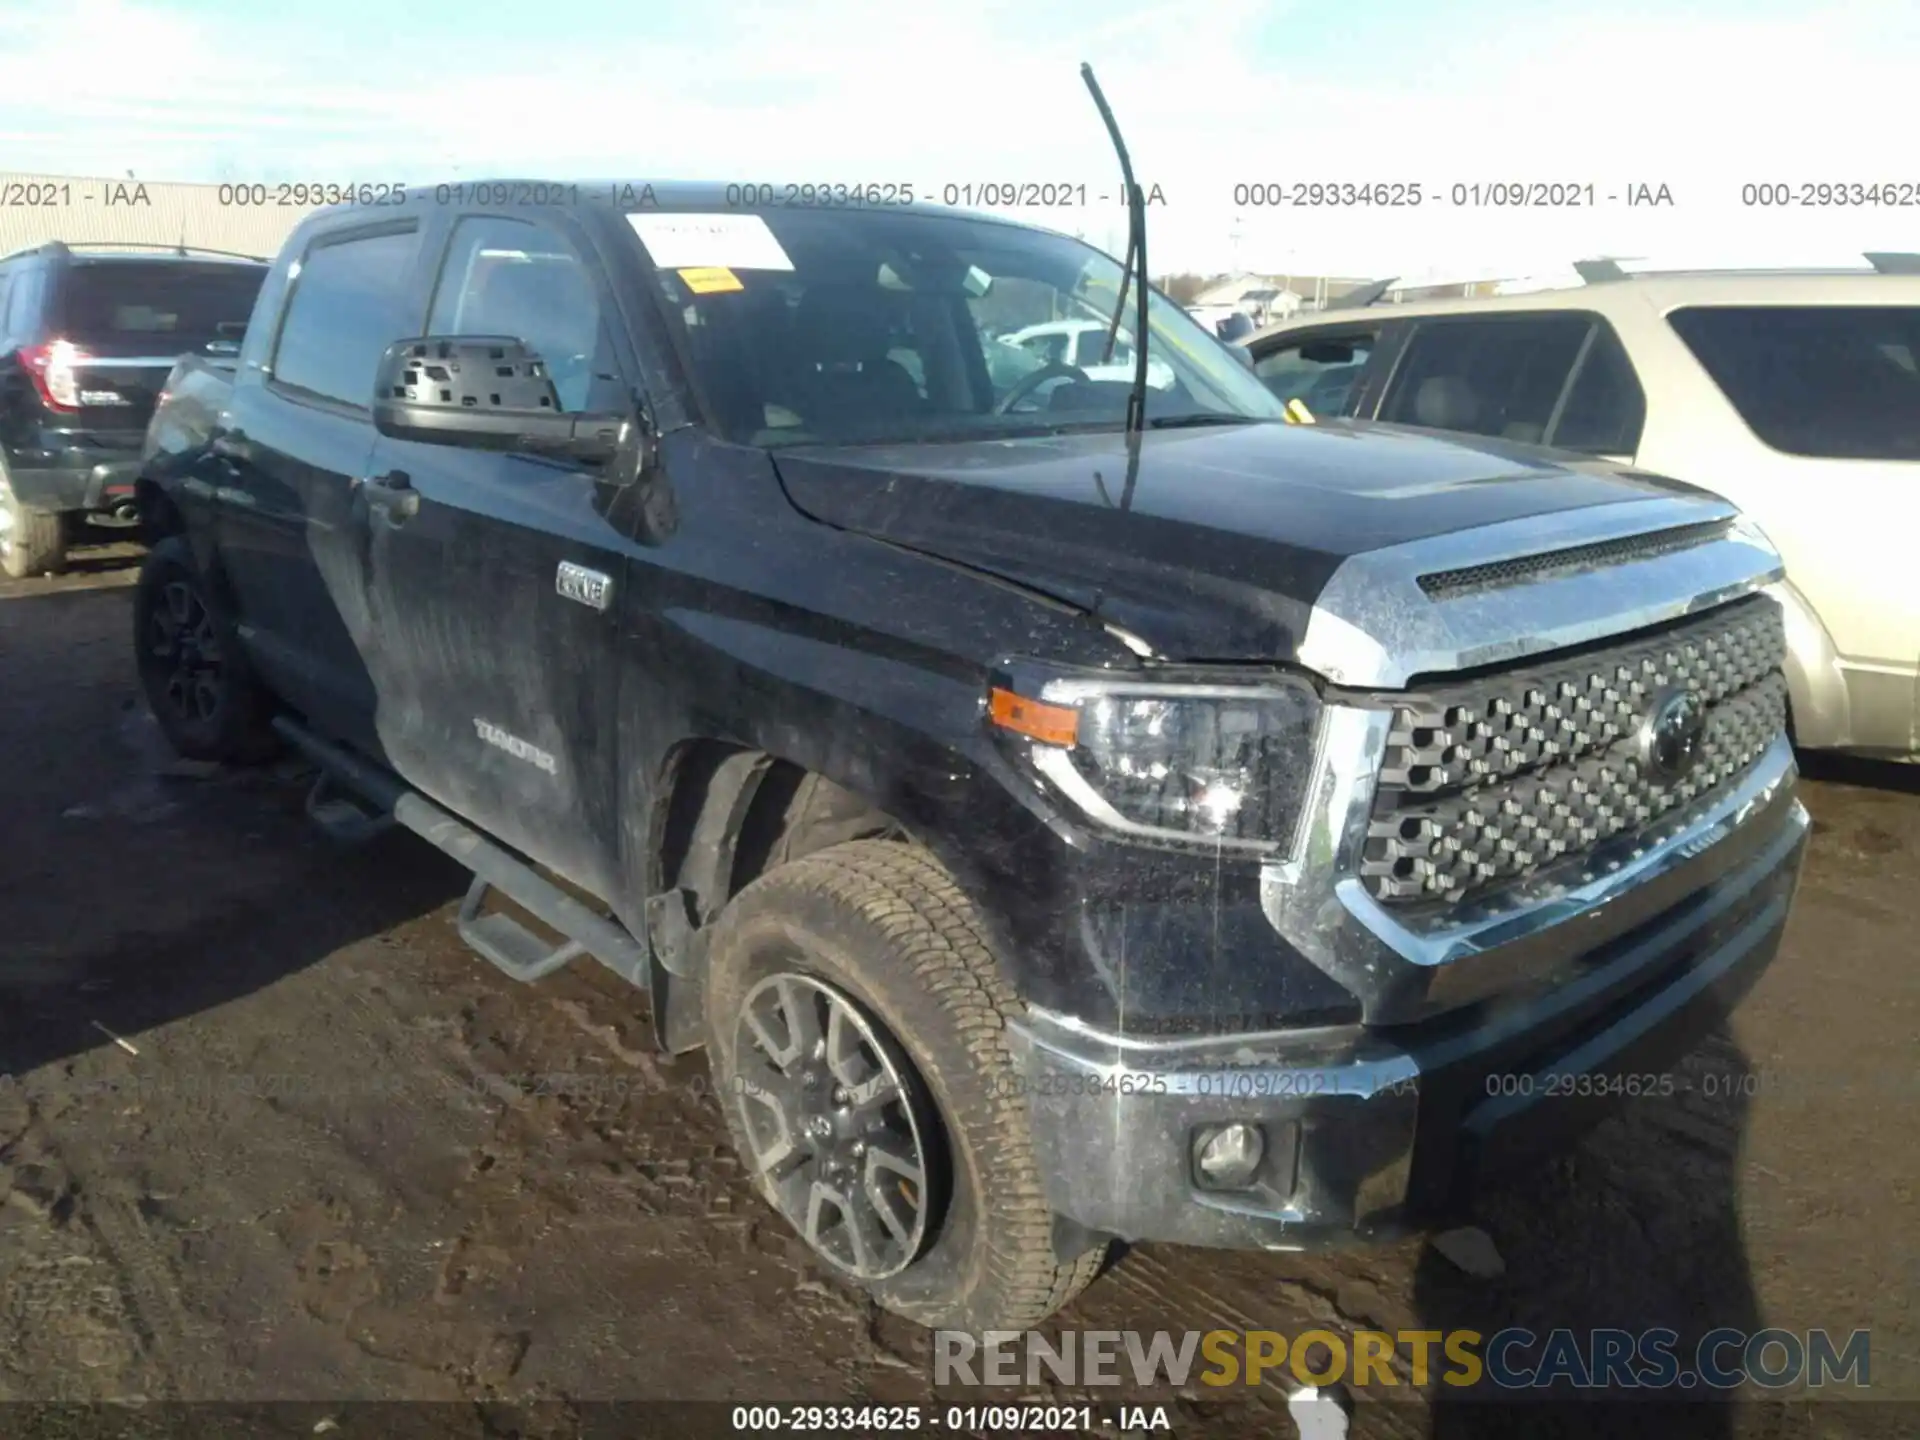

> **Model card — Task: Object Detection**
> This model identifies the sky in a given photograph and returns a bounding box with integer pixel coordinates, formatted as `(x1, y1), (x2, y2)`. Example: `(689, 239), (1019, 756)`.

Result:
(3, 0), (1917, 278)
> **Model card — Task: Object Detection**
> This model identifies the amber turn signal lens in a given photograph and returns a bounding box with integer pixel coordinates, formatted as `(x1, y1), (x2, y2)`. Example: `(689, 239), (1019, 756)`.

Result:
(988, 687), (1080, 747)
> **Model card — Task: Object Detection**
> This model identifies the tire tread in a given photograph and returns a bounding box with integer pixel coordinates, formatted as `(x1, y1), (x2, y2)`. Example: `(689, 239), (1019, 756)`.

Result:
(0, 507), (65, 579)
(714, 838), (1107, 1330)
(134, 536), (279, 764)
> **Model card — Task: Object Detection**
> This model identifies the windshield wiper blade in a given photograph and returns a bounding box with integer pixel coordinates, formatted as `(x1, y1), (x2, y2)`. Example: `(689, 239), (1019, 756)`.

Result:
(1146, 412), (1269, 429)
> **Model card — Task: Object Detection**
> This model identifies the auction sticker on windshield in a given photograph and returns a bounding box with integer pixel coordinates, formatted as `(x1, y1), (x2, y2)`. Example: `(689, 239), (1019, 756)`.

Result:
(678, 266), (744, 294)
(627, 212), (794, 271)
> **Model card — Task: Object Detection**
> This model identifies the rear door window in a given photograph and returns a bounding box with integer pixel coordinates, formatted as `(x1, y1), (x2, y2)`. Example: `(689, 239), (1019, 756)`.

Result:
(1668, 305), (1920, 459)
(55, 261), (264, 353)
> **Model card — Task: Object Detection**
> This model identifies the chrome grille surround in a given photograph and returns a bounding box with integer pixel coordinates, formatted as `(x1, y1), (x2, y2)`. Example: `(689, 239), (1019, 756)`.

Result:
(1360, 593), (1789, 905)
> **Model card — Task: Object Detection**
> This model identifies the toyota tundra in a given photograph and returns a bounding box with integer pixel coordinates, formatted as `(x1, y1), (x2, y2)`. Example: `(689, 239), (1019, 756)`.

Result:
(131, 180), (1807, 1331)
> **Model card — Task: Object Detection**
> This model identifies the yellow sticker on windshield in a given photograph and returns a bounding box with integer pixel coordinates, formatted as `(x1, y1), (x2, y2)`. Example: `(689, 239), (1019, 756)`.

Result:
(1285, 397), (1317, 425)
(678, 266), (744, 294)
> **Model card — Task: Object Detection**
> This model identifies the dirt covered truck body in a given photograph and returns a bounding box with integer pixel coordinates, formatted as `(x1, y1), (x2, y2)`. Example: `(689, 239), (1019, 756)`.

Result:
(134, 182), (1807, 1328)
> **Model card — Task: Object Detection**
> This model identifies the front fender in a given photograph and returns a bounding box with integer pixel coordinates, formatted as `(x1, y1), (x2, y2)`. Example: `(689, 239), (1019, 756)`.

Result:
(1766, 579), (1852, 749)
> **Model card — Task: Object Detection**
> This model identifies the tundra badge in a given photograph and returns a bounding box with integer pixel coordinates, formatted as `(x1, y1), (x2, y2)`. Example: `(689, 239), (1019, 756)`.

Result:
(472, 719), (558, 775)
(556, 561), (613, 610)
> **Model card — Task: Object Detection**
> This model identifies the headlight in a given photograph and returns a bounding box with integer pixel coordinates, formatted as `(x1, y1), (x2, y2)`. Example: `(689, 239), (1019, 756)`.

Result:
(987, 671), (1322, 853)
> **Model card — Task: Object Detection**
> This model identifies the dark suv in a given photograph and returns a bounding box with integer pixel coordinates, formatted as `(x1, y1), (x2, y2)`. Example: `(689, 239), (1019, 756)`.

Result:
(0, 242), (267, 578)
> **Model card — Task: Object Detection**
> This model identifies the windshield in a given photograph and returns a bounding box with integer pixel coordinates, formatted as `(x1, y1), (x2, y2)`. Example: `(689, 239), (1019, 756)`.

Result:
(628, 208), (1287, 446)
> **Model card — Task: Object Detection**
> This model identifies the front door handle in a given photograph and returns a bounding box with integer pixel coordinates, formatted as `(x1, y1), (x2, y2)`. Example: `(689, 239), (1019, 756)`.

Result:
(360, 469), (419, 521)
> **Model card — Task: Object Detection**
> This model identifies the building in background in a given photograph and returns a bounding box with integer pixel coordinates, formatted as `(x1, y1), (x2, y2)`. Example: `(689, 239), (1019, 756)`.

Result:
(0, 172), (316, 260)
(1382, 277), (1507, 303)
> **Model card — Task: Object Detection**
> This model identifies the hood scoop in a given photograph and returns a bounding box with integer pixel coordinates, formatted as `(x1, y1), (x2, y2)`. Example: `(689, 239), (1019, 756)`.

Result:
(1299, 503), (1781, 689)
(1415, 519), (1735, 601)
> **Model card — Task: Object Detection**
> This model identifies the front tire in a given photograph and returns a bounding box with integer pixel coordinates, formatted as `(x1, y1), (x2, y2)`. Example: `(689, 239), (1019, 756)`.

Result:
(133, 536), (278, 763)
(703, 839), (1108, 1331)
(0, 468), (67, 579)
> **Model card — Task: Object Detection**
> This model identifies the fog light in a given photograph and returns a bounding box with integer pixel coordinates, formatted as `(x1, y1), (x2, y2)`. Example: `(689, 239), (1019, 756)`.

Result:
(1193, 1122), (1265, 1190)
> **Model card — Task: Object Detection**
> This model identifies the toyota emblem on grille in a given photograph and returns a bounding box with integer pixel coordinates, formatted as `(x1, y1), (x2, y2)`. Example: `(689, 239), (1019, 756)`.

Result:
(1639, 687), (1708, 783)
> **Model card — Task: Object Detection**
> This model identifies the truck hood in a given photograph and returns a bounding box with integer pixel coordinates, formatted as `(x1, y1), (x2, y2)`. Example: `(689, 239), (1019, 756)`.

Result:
(770, 420), (1736, 665)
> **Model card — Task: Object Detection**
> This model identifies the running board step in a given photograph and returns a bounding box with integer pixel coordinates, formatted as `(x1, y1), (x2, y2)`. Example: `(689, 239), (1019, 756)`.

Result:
(270, 716), (650, 989)
(457, 875), (588, 983)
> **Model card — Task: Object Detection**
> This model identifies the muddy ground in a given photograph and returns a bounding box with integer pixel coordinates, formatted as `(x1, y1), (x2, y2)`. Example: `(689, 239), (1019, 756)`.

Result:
(1, 547), (1915, 1439)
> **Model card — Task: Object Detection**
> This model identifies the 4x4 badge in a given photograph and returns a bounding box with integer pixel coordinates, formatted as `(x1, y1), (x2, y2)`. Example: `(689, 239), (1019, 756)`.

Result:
(556, 561), (612, 611)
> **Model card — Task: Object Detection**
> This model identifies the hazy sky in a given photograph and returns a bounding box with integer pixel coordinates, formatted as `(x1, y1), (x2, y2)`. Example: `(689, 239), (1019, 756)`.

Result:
(4, 0), (1915, 277)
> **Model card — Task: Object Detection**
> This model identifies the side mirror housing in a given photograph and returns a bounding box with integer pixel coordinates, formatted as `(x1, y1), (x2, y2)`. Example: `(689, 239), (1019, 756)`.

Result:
(372, 335), (627, 464)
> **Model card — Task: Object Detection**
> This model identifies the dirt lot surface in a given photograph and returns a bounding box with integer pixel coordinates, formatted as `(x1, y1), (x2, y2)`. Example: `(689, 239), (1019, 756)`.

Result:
(2, 551), (1915, 1439)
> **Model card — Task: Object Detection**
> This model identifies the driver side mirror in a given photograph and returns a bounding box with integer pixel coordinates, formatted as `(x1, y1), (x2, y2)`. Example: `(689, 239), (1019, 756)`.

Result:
(372, 335), (628, 465)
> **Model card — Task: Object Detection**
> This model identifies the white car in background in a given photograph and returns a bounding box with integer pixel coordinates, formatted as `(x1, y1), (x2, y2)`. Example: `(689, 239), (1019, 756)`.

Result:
(997, 318), (1177, 389)
(1184, 303), (1245, 335)
(1244, 255), (1920, 760)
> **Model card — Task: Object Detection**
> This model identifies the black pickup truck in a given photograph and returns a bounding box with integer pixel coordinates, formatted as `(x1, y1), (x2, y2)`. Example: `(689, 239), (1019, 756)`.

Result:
(134, 184), (1808, 1330)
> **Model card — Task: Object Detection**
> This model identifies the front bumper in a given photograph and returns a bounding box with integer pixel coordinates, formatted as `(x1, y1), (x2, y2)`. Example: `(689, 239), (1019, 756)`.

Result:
(1007, 737), (1807, 1249)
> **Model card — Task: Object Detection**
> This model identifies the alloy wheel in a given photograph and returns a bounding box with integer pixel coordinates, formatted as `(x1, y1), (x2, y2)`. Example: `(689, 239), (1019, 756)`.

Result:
(731, 972), (934, 1281)
(146, 579), (227, 726)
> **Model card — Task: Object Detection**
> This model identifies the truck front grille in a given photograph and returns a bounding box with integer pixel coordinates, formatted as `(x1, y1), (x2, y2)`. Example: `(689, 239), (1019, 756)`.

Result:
(1360, 593), (1788, 905)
